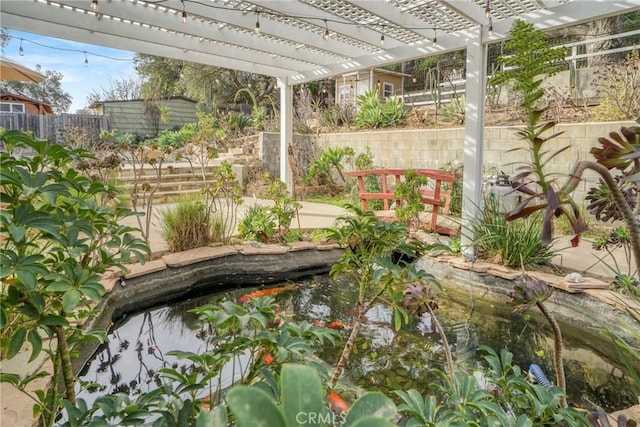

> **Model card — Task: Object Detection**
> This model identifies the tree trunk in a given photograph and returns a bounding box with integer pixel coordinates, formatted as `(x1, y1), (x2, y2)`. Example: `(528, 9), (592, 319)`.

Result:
(330, 319), (362, 389)
(536, 302), (567, 408)
(53, 325), (76, 404)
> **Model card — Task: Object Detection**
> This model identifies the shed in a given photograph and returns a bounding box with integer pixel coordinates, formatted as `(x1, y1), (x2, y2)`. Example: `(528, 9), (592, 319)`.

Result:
(334, 68), (409, 105)
(0, 93), (53, 114)
(89, 96), (198, 136)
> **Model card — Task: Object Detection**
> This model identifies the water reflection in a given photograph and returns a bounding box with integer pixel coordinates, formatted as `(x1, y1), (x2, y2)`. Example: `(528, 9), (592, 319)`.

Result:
(80, 275), (639, 412)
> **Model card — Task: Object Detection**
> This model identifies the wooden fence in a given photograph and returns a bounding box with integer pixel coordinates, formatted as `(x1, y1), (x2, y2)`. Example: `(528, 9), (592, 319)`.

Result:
(0, 112), (108, 142)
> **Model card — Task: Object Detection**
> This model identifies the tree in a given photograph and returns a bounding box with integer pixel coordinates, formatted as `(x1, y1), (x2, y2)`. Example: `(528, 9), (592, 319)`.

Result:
(0, 130), (149, 425)
(0, 67), (72, 113)
(133, 54), (277, 111)
(134, 54), (185, 100)
(86, 76), (143, 105)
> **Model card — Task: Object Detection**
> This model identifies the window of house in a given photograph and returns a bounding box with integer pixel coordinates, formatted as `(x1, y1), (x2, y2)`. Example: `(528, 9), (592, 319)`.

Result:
(383, 82), (394, 99)
(339, 84), (351, 103)
(0, 102), (25, 113)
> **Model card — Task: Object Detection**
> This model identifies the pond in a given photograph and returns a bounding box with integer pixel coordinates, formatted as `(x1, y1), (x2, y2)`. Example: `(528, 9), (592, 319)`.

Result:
(79, 275), (639, 412)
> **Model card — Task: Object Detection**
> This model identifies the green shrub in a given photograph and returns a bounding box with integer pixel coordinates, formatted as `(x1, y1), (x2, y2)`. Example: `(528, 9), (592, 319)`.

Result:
(160, 198), (213, 252)
(238, 205), (276, 243)
(472, 197), (556, 268)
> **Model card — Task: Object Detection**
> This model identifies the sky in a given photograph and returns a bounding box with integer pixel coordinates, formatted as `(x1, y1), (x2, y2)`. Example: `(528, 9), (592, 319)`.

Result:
(2, 29), (138, 112)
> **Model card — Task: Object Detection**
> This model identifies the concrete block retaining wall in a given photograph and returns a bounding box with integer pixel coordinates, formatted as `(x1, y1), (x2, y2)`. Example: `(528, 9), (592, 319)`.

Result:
(260, 121), (635, 205)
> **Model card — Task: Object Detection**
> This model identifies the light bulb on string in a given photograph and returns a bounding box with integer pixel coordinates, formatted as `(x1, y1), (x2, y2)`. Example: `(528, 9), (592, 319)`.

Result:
(488, 19), (493, 36)
(19, 39), (24, 56)
(84, 51), (89, 67)
(485, 0), (491, 18)
(323, 20), (330, 40)
(432, 29), (437, 47)
(91, 0), (98, 11)
(254, 12), (260, 34)
(380, 25), (385, 46)
(181, 1), (187, 24)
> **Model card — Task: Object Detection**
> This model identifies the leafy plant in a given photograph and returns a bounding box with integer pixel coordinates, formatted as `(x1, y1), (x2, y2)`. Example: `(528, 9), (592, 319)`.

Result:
(238, 204), (276, 243)
(396, 346), (587, 426)
(160, 198), (217, 252)
(441, 160), (463, 215)
(0, 130), (150, 426)
(326, 205), (440, 388)
(353, 147), (383, 210)
(203, 162), (244, 244)
(262, 174), (301, 240)
(225, 363), (397, 427)
(394, 170), (428, 229)
(472, 197), (557, 268)
(307, 146), (355, 191)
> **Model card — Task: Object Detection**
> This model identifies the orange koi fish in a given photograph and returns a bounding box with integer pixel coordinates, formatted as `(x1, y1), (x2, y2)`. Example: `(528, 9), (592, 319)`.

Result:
(327, 390), (349, 413)
(239, 284), (297, 303)
(327, 320), (350, 330)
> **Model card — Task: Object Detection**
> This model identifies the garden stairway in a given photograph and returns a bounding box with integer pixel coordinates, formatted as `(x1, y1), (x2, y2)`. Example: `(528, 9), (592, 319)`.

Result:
(116, 147), (252, 204)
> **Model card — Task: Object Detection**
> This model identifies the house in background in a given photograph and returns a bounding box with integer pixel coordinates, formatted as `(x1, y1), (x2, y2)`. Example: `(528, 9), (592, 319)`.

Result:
(89, 96), (198, 136)
(333, 68), (410, 105)
(0, 93), (53, 114)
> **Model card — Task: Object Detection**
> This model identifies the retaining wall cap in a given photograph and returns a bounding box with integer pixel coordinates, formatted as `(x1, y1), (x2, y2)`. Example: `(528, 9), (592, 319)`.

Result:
(124, 259), (168, 279)
(162, 245), (239, 267)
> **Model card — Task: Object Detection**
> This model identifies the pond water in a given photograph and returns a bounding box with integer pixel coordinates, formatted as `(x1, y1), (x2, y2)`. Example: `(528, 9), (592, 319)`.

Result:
(79, 275), (639, 412)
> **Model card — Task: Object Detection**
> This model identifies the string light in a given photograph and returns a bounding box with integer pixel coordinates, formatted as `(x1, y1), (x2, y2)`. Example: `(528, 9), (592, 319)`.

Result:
(488, 19), (494, 36)
(181, 0), (187, 24)
(485, 0), (491, 19)
(412, 75), (416, 83)
(432, 29), (437, 46)
(91, 0), (98, 11)
(84, 51), (89, 66)
(14, 36), (133, 62)
(380, 25), (385, 46)
(254, 11), (260, 34)
(323, 20), (330, 40)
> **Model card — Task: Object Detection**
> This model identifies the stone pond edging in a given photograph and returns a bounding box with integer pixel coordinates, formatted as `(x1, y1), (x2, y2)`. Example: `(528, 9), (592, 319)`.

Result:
(89, 239), (640, 360)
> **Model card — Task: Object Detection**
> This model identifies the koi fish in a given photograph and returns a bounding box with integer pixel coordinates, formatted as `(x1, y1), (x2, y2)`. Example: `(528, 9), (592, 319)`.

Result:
(327, 390), (349, 413)
(327, 320), (350, 330)
(239, 284), (297, 303)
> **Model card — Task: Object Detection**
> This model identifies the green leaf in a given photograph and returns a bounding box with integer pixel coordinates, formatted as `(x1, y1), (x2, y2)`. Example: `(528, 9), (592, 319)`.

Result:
(62, 289), (82, 312)
(197, 405), (228, 427)
(226, 386), (286, 427)
(7, 327), (27, 359)
(343, 392), (397, 427)
(27, 329), (42, 363)
(281, 364), (326, 427)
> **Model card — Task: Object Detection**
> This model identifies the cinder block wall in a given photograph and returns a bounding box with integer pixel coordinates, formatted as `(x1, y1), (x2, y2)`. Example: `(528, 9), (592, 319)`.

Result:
(259, 121), (635, 205)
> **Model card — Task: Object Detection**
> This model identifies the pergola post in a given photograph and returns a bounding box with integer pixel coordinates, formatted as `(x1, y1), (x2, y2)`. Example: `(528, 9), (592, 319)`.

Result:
(460, 26), (488, 258)
(278, 78), (293, 190)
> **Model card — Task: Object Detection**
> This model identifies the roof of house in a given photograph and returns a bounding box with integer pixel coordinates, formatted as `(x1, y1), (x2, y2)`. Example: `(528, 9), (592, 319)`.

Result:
(0, 92), (54, 114)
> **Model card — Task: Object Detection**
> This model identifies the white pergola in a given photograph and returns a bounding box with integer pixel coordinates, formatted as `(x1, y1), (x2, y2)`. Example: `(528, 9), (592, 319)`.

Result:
(2, 0), (638, 251)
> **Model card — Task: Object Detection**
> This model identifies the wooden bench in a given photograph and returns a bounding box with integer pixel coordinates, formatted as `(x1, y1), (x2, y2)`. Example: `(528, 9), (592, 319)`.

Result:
(346, 168), (458, 235)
